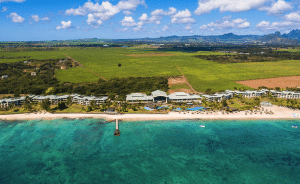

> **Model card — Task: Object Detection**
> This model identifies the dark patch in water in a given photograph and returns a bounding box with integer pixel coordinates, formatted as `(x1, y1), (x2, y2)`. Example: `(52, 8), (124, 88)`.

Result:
(246, 151), (300, 169)
(25, 160), (46, 175)
(0, 120), (25, 128)
(205, 138), (224, 153)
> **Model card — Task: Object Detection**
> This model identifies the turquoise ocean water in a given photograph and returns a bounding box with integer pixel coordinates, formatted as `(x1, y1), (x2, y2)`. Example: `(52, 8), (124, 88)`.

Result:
(0, 119), (299, 184)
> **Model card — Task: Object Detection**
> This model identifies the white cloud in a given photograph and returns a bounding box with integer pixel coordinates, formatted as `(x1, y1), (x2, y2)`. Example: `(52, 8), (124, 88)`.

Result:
(171, 17), (195, 24)
(256, 20), (270, 27)
(256, 20), (296, 30)
(123, 10), (133, 15)
(194, 0), (269, 15)
(139, 13), (148, 21)
(200, 16), (249, 30)
(162, 25), (168, 31)
(87, 14), (95, 25)
(185, 24), (192, 30)
(284, 12), (300, 22)
(258, 0), (293, 14)
(115, 27), (129, 32)
(141, 7), (177, 25)
(41, 17), (50, 21)
(120, 16), (137, 27)
(31, 15), (50, 23)
(200, 25), (208, 29)
(172, 17), (195, 24)
(208, 20), (235, 29)
(31, 15), (39, 22)
(151, 7), (177, 16)
(86, 14), (103, 28)
(222, 15), (232, 20)
(232, 18), (246, 24)
(134, 8), (195, 32)
(117, 0), (145, 10)
(237, 22), (250, 28)
(7, 12), (25, 23)
(171, 9), (195, 24)
(0, 0), (25, 2)
(1, 7), (8, 12)
(65, 0), (145, 27)
(56, 20), (73, 30)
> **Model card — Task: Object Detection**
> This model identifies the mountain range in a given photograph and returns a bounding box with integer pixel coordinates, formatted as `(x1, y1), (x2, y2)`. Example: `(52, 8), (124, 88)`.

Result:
(4, 29), (300, 46)
(79, 29), (300, 45)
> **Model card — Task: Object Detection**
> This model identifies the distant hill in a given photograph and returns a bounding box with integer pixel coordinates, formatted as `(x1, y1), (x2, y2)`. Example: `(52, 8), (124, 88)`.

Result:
(104, 33), (262, 44)
(258, 33), (299, 45)
(282, 29), (300, 41)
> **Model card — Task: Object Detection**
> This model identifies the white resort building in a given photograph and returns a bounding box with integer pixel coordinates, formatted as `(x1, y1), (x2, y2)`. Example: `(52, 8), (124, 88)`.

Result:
(0, 97), (26, 108)
(270, 90), (300, 99)
(126, 90), (202, 103)
(202, 93), (231, 102)
(126, 93), (153, 103)
(72, 95), (108, 106)
(151, 90), (168, 103)
(168, 92), (201, 102)
(30, 94), (108, 105)
(3, 88), (300, 109)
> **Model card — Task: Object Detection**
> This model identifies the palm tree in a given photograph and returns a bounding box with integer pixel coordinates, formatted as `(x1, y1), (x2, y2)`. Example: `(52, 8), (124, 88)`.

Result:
(221, 99), (228, 108)
(201, 98), (207, 107)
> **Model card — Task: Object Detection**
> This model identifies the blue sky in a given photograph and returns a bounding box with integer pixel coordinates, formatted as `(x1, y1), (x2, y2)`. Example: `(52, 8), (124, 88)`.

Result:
(1, 0), (300, 41)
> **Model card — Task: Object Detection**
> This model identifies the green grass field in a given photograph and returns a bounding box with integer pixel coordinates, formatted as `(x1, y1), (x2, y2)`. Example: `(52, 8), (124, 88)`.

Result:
(59, 48), (182, 79)
(55, 67), (100, 83)
(276, 49), (300, 52)
(56, 47), (300, 92)
(0, 51), (66, 63)
(2, 47), (300, 92)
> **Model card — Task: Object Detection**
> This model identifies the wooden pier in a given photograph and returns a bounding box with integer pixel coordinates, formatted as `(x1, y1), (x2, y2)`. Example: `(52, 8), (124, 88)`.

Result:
(114, 119), (120, 136)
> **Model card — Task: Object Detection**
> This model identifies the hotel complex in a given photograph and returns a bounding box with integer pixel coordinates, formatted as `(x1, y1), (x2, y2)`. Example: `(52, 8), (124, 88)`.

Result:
(1, 89), (300, 108)
(126, 90), (202, 103)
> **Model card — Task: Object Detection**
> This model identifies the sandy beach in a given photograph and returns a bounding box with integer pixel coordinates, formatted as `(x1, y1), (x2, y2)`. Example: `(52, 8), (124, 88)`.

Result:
(0, 105), (300, 121)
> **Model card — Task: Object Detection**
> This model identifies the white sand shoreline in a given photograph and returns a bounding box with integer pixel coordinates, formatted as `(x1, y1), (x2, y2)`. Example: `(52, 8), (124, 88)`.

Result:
(0, 105), (300, 121)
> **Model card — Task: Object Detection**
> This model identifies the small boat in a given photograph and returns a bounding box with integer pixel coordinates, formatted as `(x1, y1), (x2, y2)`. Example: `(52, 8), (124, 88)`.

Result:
(200, 125), (205, 128)
(291, 126), (298, 128)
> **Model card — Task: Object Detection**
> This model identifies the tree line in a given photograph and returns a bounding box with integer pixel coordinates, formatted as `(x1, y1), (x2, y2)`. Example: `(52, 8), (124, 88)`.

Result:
(194, 50), (300, 63)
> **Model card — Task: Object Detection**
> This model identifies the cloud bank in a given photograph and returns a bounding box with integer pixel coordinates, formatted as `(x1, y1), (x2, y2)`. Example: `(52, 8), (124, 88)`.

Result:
(65, 0), (145, 28)
(194, 0), (270, 15)
(200, 16), (250, 30)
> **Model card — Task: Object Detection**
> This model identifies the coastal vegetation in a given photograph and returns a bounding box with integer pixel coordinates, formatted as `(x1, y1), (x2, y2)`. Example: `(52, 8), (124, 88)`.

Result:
(0, 59), (78, 94)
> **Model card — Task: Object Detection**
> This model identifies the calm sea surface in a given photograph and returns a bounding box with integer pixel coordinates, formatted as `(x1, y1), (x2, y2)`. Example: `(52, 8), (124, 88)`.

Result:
(0, 119), (299, 184)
